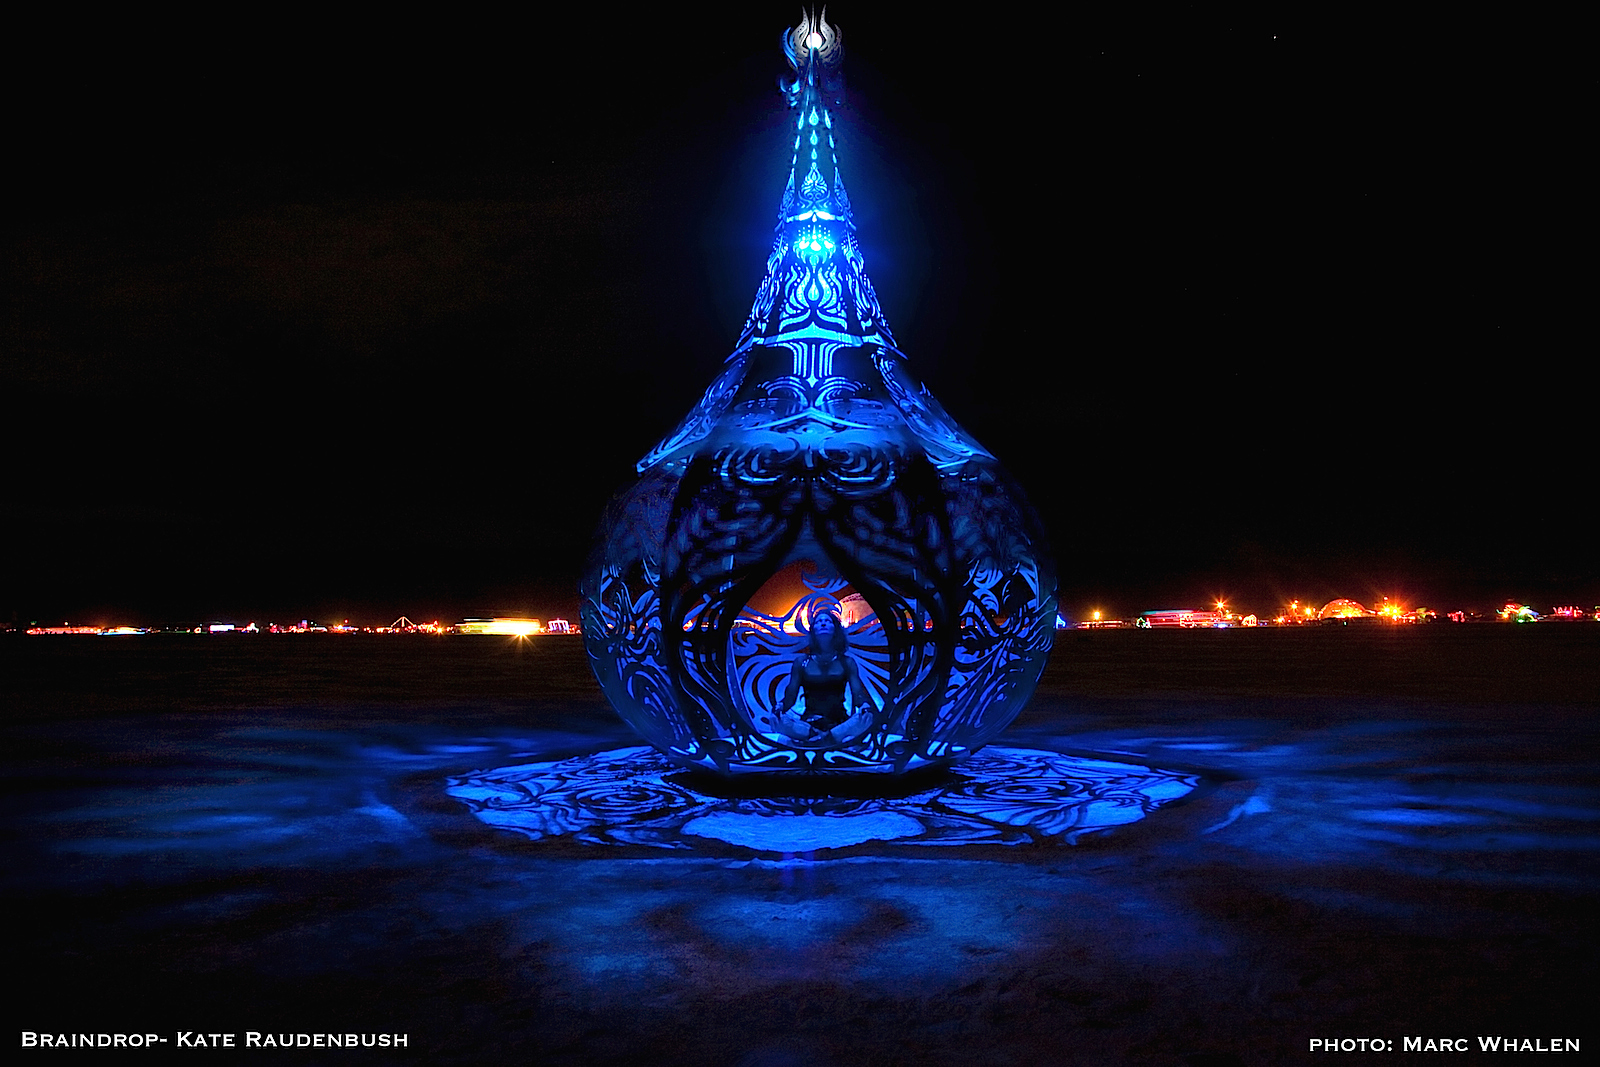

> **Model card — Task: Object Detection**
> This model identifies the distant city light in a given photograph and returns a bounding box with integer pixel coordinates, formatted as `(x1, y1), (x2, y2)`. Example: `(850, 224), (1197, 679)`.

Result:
(11, 593), (1593, 639)
(1319, 599), (1369, 620)
(459, 618), (544, 636)
(1135, 609), (1223, 629)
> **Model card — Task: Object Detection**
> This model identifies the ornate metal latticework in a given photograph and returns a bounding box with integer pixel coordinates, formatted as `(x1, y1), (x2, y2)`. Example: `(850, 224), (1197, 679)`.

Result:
(581, 13), (1056, 777)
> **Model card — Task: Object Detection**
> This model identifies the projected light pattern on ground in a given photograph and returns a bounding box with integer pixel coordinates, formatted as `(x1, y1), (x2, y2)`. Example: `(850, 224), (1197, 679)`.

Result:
(445, 746), (1199, 852)
(581, 13), (1056, 777)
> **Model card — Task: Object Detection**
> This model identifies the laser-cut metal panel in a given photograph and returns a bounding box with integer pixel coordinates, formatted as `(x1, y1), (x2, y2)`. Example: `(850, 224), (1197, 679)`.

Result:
(580, 14), (1056, 777)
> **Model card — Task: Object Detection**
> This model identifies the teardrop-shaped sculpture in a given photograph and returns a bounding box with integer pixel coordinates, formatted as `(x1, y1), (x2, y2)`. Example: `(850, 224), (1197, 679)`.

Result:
(580, 14), (1056, 777)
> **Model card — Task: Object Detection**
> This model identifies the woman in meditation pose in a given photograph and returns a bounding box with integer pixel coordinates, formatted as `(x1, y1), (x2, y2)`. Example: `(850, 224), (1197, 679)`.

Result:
(774, 609), (877, 746)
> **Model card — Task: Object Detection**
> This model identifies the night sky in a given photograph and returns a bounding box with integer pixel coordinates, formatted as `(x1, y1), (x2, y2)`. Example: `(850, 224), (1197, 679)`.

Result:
(6, 11), (1584, 627)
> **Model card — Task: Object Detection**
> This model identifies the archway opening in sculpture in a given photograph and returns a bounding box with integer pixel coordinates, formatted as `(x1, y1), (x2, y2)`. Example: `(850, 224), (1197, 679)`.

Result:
(727, 558), (891, 748)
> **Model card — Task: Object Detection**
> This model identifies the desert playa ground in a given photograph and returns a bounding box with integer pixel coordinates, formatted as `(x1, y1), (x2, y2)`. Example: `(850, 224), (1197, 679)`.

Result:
(4, 626), (1596, 1065)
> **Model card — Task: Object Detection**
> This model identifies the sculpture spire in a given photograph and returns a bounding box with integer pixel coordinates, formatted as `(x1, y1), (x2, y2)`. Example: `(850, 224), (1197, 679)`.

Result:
(636, 11), (991, 474)
(736, 8), (891, 354)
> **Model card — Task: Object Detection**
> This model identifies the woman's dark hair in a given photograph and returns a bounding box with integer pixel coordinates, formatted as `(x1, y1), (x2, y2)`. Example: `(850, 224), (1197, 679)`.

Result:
(806, 609), (850, 656)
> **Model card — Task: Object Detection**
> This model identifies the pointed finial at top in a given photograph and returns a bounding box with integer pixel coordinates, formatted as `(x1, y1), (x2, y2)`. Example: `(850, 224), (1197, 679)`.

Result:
(780, 9), (843, 107)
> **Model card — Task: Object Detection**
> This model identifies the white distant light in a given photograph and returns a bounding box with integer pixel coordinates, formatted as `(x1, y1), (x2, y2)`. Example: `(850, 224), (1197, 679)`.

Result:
(807, 32), (822, 49)
(462, 617), (544, 637)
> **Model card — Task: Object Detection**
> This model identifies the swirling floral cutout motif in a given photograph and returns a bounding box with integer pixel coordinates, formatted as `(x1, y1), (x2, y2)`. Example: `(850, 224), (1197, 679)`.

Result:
(447, 746), (1200, 851)
(800, 163), (829, 205)
(589, 572), (688, 749)
(735, 234), (792, 351)
(833, 168), (853, 222)
(932, 557), (1048, 743)
(812, 262), (847, 328)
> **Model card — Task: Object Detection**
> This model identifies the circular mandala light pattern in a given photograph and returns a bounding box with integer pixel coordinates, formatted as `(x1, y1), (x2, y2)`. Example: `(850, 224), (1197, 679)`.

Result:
(447, 747), (1200, 852)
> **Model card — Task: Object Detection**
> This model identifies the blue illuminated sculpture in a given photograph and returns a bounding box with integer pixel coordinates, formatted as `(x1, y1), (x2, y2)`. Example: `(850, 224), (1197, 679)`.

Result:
(581, 13), (1056, 777)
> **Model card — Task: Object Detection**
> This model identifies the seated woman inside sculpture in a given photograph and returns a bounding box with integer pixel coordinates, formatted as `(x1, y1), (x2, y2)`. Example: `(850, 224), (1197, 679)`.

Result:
(773, 609), (877, 746)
